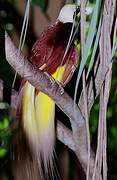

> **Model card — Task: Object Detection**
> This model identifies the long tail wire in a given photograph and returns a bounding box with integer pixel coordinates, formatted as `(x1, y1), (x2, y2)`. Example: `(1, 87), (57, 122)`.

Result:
(55, 5), (80, 82)
(12, 3), (79, 180)
(12, 0), (31, 89)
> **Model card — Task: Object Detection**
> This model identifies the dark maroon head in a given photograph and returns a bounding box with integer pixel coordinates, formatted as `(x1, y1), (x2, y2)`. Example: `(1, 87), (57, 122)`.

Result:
(29, 4), (79, 84)
(30, 21), (78, 74)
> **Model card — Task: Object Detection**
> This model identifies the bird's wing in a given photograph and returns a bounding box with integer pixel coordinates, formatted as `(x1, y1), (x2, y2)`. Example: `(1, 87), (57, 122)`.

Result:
(29, 21), (79, 81)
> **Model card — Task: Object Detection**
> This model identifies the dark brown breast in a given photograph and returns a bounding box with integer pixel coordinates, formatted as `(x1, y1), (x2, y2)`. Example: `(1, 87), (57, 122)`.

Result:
(29, 21), (79, 76)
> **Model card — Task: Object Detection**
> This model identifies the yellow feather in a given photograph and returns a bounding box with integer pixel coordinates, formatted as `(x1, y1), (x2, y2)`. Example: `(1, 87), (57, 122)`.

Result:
(22, 82), (37, 134)
(35, 92), (55, 130)
(22, 66), (66, 177)
(52, 65), (65, 81)
(35, 65), (66, 130)
(22, 66), (65, 130)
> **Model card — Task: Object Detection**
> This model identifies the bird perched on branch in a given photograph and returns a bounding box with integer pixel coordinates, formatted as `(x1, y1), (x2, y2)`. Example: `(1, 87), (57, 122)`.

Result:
(18, 4), (80, 179)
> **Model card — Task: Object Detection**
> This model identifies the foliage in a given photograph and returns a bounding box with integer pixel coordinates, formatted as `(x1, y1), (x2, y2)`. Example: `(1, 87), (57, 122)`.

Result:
(0, 103), (11, 159)
(74, 0), (102, 101)
(32, 0), (48, 11)
(0, 0), (117, 179)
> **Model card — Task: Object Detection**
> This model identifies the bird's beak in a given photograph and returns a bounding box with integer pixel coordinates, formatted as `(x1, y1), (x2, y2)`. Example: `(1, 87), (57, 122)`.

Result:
(58, 4), (76, 23)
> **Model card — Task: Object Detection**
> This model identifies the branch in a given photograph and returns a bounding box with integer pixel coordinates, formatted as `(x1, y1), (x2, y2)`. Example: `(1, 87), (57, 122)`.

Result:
(5, 33), (83, 125)
(0, 80), (75, 151)
(5, 33), (97, 178)
(79, 0), (116, 115)
(57, 121), (75, 151)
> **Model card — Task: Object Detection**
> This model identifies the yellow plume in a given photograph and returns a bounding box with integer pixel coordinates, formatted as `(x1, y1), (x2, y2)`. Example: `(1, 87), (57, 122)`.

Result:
(22, 66), (65, 178)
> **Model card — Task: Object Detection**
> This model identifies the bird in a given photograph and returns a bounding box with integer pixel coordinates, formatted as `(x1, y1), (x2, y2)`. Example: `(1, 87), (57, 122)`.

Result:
(18, 4), (80, 179)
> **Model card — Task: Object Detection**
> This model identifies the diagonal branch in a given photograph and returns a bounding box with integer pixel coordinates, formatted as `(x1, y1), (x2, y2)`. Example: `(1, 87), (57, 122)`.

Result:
(0, 79), (75, 152)
(5, 33), (83, 125)
(57, 121), (75, 151)
(5, 33), (96, 178)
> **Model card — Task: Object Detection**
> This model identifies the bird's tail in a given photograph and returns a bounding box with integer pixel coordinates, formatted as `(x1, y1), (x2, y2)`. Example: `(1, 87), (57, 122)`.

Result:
(21, 66), (65, 179)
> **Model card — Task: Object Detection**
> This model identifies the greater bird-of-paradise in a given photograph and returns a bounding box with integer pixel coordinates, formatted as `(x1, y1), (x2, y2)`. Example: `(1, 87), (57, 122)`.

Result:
(18, 4), (79, 179)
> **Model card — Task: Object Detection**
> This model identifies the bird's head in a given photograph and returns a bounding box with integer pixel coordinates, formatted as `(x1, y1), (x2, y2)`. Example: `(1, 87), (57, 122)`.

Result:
(58, 4), (80, 24)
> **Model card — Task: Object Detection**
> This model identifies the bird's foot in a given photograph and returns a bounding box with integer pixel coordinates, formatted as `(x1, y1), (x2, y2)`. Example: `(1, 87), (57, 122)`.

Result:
(44, 72), (64, 95)
(56, 80), (64, 95)
(44, 72), (55, 85)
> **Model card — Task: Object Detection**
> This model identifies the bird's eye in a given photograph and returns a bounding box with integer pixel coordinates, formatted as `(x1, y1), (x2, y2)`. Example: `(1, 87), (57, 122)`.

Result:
(76, 5), (80, 15)
(73, 5), (80, 22)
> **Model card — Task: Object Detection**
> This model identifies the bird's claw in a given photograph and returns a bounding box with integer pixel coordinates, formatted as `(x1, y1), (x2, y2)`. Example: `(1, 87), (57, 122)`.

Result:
(56, 80), (64, 95)
(44, 72), (55, 85)
(44, 72), (64, 95)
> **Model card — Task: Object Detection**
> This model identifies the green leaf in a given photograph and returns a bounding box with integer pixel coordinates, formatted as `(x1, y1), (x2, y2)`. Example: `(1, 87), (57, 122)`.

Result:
(74, 0), (101, 102)
(112, 34), (117, 58)
(0, 147), (7, 158)
(87, 15), (102, 76)
(32, 0), (46, 10)
(0, 117), (9, 130)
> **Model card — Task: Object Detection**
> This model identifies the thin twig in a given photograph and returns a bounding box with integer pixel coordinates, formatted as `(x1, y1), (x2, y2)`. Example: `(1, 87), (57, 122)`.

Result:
(78, 0), (116, 115)
(80, 0), (90, 179)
